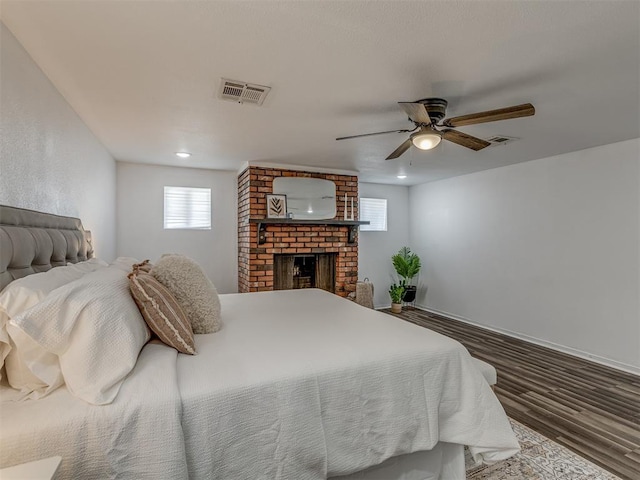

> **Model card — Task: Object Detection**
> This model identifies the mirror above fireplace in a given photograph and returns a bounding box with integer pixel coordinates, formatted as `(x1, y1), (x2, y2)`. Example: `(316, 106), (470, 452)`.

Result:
(272, 177), (336, 220)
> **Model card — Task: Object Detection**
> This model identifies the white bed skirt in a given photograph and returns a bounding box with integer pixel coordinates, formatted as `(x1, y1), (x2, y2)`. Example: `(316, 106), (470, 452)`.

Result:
(330, 443), (464, 480)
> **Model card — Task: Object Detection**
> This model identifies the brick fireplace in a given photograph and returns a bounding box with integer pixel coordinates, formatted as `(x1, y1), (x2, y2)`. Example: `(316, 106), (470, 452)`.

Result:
(238, 166), (362, 297)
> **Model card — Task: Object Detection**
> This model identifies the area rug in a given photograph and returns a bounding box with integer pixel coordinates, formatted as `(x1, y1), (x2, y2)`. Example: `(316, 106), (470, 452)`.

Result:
(465, 419), (621, 479)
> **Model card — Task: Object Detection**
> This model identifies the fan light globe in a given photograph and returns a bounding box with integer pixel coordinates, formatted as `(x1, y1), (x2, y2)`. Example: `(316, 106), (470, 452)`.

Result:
(411, 131), (441, 150)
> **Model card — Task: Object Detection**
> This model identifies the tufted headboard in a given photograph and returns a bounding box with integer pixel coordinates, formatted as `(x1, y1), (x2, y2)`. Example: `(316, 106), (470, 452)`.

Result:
(0, 205), (94, 291)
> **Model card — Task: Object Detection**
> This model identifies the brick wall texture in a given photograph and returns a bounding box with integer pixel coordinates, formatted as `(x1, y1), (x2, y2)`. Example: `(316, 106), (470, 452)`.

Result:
(238, 166), (359, 297)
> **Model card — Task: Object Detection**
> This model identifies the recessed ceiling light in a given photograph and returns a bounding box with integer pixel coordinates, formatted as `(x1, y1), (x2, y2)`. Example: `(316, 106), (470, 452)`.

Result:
(397, 175), (407, 179)
(175, 152), (191, 158)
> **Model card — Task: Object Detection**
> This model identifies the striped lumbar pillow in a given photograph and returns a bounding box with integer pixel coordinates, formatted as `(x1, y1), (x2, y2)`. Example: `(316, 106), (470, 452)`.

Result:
(128, 271), (196, 355)
(132, 259), (153, 273)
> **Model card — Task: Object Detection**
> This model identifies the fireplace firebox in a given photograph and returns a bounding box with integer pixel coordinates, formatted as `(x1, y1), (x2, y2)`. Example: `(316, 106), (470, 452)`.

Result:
(273, 253), (336, 293)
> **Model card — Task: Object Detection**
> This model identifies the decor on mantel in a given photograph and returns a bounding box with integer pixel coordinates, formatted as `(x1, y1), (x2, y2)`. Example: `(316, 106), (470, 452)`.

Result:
(344, 194), (347, 220)
(266, 194), (287, 219)
(342, 193), (356, 221)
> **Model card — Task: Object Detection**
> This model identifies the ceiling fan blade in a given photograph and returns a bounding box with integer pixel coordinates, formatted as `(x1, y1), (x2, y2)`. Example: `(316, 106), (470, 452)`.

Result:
(336, 128), (414, 141)
(443, 103), (535, 127)
(385, 138), (413, 160)
(442, 129), (491, 151)
(398, 102), (432, 125)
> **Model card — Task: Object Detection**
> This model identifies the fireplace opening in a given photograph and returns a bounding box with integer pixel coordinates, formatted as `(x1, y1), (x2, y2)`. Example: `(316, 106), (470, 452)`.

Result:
(274, 253), (336, 293)
(293, 255), (315, 289)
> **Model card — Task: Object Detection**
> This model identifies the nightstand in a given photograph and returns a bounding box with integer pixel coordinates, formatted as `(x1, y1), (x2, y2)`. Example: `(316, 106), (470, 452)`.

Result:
(0, 456), (61, 479)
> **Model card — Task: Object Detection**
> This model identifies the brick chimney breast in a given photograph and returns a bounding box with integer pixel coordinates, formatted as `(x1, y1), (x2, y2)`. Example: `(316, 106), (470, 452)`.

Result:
(238, 166), (359, 297)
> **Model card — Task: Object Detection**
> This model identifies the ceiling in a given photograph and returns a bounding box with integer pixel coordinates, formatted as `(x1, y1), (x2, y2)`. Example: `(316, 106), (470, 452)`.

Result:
(2, 1), (639, 185)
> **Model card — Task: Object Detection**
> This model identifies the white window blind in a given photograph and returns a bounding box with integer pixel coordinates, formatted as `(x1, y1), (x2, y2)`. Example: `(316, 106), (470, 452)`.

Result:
(164, 186), (211, 230)
(359, 197), (387, 231)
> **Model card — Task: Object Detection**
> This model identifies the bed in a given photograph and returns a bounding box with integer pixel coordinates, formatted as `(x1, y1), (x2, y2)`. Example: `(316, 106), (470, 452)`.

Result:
(0, 205), (519, 479)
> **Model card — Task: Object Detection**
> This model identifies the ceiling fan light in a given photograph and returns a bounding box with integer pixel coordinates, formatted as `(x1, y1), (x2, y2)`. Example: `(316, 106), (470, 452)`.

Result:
(411, 131), (442, 150)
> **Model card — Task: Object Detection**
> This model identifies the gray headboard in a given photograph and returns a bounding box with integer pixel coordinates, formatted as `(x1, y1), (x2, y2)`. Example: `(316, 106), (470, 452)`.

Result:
(0, 205), (94, 291)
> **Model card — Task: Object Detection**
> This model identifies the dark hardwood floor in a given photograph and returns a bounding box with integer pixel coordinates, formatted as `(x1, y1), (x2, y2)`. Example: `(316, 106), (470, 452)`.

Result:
(383, 307), (640, 480)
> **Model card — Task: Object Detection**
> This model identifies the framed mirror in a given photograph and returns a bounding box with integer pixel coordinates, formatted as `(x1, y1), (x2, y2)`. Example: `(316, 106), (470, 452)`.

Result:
(272, 177), (336, 220)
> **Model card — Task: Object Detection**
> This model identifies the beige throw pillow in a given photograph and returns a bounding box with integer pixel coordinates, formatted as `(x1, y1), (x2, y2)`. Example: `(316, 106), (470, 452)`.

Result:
(150, 254), (221, 334)
(129, 271), (196, 355)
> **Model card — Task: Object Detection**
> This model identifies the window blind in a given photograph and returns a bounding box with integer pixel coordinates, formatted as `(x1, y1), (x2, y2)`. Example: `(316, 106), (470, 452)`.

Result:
(359, 197), (387, 231)
(163, 186), (211, 230)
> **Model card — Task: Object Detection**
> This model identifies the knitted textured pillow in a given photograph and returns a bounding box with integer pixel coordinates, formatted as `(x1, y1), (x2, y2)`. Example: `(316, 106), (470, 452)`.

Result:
(128, 271), (196, 354)
(150, 254), (221, 334)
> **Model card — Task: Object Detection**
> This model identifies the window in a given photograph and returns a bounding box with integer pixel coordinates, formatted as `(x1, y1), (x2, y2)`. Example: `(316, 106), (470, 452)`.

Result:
(359, 197), (387, 231)
(163, 186), (211, 230)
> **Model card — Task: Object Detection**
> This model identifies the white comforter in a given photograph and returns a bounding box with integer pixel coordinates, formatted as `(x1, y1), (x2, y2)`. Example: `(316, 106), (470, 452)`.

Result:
(1, 289), (519, 479)
(178, 289), (519, 479)
(0, 342), (187, 479)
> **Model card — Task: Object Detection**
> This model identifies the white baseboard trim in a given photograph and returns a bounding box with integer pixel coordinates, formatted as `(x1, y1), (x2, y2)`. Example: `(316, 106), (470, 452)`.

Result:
(413, 304), (640, 376)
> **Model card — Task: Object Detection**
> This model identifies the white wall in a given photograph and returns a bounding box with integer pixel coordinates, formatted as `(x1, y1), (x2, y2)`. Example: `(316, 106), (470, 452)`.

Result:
(358, 183), (410, 308)
(409, 139), (640, 371)
(116, 162), (238, 293)
(0, 23), (117, 259)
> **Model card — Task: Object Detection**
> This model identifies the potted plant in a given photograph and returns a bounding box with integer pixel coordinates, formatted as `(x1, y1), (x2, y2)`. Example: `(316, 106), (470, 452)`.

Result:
(388, 283), (405, 313)
(391, 247), (421, 303)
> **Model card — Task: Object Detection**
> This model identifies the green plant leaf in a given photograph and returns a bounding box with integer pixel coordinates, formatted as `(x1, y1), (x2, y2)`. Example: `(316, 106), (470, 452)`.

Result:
(388, 283), (405, 303)
(391, 247), (421, 283)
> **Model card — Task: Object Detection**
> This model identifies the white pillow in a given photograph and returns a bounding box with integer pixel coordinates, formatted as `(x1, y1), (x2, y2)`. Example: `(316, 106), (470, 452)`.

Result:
(0, 258), (108, 387)
(109, 257), (141, 271)
(3, 326), (64, 397)
(9, 266), (151, 405)
(0, 258), (109, 316)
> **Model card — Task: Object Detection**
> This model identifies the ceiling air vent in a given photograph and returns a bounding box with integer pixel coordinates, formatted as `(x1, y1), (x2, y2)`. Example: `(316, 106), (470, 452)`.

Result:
(218, 78), (271, 106)
(485, 135), (519, 146)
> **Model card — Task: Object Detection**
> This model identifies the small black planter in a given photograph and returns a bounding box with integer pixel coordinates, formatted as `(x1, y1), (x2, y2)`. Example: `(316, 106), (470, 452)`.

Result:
(402, 286), (417, 303)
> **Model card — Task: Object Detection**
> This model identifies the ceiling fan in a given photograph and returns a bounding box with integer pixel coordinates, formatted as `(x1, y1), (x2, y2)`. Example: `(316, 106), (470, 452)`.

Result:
(336, 98), (535, 160)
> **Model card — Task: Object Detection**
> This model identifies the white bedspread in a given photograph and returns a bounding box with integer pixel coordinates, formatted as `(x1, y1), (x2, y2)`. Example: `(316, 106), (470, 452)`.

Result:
(1, 289), (519, 479)
(177, 289), (519, 479)
(0, 342), (187, 479)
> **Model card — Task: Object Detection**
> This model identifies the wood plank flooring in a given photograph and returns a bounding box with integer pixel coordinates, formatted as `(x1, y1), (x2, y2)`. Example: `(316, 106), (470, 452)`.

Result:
(383, 307), (640, 480)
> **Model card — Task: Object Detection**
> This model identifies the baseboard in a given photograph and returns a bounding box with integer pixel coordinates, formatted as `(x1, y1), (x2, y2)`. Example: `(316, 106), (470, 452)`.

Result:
(413, 304), (640, 376)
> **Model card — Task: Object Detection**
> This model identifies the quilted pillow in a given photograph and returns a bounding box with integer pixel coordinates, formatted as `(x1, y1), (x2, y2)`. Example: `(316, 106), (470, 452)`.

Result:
(9, 266), (150, 405)
(129, 270), (196, 355)
(150, 254), (221, 334)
